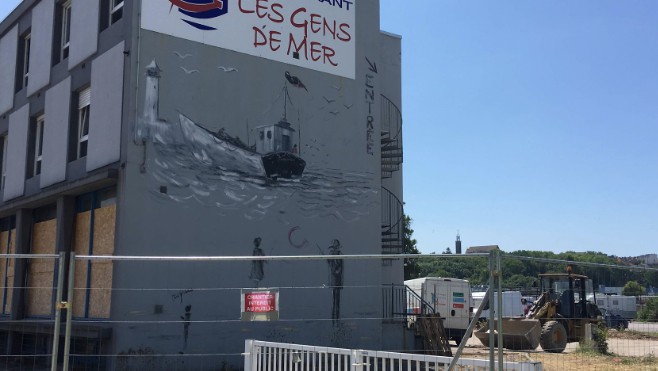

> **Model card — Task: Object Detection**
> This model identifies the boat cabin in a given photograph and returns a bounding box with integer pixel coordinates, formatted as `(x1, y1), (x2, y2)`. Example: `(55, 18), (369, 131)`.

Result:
(255, 120), (298, 154)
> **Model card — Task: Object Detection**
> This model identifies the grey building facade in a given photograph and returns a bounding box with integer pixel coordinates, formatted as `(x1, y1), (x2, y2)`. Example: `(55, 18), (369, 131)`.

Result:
(0, 0), (404, 368)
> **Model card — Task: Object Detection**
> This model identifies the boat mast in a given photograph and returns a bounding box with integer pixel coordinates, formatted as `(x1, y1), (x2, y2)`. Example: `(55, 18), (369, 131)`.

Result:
(283, 84), (289, 122)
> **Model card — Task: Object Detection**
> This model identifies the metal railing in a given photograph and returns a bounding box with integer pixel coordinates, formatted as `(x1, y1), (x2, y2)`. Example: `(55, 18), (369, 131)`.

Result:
(381, 187), (403, 255)
(380, 95), (403, 179)
(244, 339), (543, 371)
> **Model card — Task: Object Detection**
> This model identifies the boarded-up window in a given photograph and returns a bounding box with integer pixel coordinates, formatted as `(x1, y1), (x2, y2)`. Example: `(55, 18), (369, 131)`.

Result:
(0, 217), (16, 315)
(26, 205), (57, 317)
(73, 188), (116, 318)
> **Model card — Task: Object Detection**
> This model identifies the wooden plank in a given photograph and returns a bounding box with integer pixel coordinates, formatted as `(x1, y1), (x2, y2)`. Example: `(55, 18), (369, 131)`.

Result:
(416, 314), (452, 357)
(89, 204), (115, 318)
(72, 211), (91, 317)
(26, 219), (57, 316)
(0, 230), (15, 314)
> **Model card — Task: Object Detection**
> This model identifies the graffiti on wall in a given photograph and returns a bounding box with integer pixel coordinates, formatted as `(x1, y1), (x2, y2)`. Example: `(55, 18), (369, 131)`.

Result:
(249, 236), (266, 287)
(365, 57), (378, 155)
(136, 56), (376, 224)
(318, 239), (343, 323)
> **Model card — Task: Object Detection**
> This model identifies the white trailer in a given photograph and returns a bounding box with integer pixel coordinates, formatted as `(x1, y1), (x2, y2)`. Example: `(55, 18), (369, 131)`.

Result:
(471, 290), (525, 320)
(595, 295), (637, 319)
(405, 277), (471, 343)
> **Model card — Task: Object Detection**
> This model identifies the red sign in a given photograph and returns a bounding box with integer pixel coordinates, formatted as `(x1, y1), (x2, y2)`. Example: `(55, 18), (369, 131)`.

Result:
(244, 292), (277, 313)
(453, 303), (464, 309)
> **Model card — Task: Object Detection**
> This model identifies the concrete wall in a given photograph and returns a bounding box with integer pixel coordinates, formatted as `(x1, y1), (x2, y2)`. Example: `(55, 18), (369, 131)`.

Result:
(110, 0), (403, 366)
(0, 25), (18, 115)
(41, 77), (71, 188)
(3, 104), (29, 201)
(26, 0), (54, 97)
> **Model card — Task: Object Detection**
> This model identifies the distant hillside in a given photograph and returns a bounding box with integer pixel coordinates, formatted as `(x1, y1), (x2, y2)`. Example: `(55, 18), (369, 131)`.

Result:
(412, 250), (658, 291)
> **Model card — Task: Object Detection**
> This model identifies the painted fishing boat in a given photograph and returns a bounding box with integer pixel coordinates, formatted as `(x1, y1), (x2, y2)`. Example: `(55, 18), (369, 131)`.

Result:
(178, 113), (305, 179)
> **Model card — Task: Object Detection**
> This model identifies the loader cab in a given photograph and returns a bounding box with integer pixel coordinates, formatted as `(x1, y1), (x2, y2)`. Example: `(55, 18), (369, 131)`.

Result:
(539, 273), (597, 319)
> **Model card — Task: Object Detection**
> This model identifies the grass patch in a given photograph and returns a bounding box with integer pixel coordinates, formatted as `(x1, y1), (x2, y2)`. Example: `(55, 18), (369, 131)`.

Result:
(617, 355), (656, 366)
(609, 329), (658, 340)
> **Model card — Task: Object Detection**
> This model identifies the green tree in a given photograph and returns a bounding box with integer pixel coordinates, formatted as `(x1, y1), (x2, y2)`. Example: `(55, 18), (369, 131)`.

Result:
(637, 297), (658, 321)
(402, 214), (420, 280)
(622, 280), (645, 296)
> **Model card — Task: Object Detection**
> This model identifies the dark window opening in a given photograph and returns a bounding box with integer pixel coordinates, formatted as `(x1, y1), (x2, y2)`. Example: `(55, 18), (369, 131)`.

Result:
(110, 0), (124, 24)
(33, 204), (57, 223)
(69, 87), (90, 162)
(15, 31), (30, 93)
(27, 114), (44, 178)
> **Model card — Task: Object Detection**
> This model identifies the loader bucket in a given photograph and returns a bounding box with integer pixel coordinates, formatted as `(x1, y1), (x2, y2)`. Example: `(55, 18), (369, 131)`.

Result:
(474, 318), (541, 350)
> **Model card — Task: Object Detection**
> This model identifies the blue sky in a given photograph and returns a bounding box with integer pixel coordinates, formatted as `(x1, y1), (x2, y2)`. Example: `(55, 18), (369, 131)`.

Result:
(379, 1), (658, 256)
(1, 1), (656, 257)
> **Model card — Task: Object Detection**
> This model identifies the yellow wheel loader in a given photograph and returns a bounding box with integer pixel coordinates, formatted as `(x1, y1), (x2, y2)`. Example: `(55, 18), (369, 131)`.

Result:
(475, 270), (602, 353)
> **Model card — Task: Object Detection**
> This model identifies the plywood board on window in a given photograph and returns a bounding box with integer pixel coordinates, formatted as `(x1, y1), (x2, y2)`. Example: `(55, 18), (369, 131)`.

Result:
(89, 260), (112, 318)
(92, 204), (116, 255)
(72, 211), (91, 318)
(26, 220), (57, 317)
(0, 230), (15, 314)
(90, 204), (115, 318)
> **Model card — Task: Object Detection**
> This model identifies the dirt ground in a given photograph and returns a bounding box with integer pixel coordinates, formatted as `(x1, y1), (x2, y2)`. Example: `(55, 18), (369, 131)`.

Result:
(457, 330), (658, 370)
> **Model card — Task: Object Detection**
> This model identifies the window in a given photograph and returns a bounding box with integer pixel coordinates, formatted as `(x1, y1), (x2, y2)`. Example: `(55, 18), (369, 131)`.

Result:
(0, 136), (6, 190)
(34, 115), (44, 176)
(27, 114), (45, 178)
(15, 32), (31, 92)
(61, 0), (72, 61)
(110, 0), (124, 24)
(77, 87), (90, 159)
(22, 33), (31, 88)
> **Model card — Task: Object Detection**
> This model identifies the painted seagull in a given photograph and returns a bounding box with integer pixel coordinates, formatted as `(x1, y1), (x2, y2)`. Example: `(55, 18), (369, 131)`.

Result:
(285, 71), (308, 91)
(180, 66), (199, 75)
(217, 66), (238, 73)
(173, 51), (192, 59)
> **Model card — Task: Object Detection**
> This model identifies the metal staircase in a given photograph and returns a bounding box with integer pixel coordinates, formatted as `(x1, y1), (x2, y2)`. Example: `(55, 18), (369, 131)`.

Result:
(380, 95), (403, 179)
(381, 187), (403, 255)
(380, 95), (404, 256)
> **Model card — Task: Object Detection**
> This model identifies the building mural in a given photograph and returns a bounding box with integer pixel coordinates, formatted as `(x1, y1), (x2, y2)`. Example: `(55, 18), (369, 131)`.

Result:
(0, 0), (403, 368)
(109, 0), (397, 366)
(135, 51), (376, 223)
(125, 0), (380, 347)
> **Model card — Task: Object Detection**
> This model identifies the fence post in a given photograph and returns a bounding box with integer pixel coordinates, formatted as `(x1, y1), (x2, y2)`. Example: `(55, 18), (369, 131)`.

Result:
(496, 250), (504, 371)
(51, 252), (66, 371)
(244, 339), (257, 371)
(350, 350), (365, 371)
(62, 252), (76, 371)
(488, 251), (495, 370)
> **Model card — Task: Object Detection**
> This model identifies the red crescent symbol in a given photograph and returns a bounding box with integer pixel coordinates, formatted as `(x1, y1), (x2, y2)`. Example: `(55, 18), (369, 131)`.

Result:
(169, 0), (224, 12)
(288, 226), (308, 249)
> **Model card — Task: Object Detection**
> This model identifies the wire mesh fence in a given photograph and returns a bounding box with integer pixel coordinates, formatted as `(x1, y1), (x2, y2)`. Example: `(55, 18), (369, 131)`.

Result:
(0, 251), (656, 370)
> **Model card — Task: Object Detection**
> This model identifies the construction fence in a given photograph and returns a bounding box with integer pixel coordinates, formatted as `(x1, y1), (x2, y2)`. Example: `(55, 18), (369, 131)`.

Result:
(0, 251), (655, 370)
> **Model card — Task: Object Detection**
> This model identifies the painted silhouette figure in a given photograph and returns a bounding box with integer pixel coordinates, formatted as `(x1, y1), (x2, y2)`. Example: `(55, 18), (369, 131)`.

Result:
(181, 305), (192, 352)
(323, 239), (343, 323)
(249, 237), (266, 287)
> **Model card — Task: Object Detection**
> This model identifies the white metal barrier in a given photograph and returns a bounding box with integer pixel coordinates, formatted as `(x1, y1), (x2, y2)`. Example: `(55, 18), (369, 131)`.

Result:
(244, 340), (543, 371)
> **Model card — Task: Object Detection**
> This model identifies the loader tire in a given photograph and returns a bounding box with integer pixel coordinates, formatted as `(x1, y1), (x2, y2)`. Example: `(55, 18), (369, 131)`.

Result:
(540, 320), (567, 353)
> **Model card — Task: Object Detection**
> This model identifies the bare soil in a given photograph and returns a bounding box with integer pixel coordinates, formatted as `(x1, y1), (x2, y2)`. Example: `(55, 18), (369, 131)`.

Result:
(456, 330), (658, 370)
